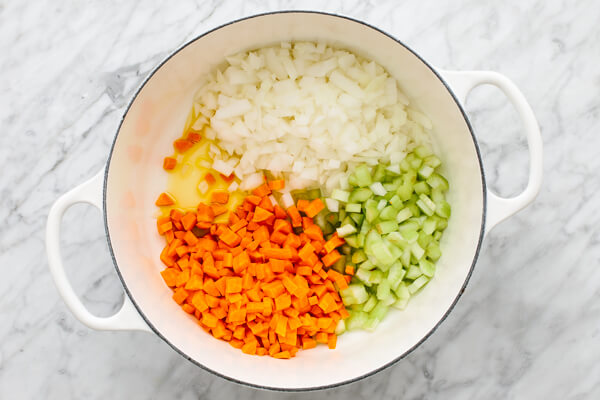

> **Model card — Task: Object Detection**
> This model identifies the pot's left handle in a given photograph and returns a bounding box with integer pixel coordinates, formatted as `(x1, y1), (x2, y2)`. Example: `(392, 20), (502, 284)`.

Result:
(46, 168), (151, 332)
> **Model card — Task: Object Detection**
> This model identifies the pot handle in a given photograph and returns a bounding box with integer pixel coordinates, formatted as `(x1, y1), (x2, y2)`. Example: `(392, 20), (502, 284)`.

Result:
(438, 70), (543, 235)
(46, 168), (151, 332)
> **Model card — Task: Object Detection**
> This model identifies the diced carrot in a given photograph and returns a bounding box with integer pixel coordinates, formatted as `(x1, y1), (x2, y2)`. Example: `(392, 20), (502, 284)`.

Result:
(163, 157), (177, 170)
(304, 198), (325, 218)
(173, 139), (194, 153)
(322, 250), (341, 267)
(211, 204), (228, 217)
(273, 205), (287, 219)
(204, 173), (216, 184)
(155, 192), (175, 206)
(268, 180), (285, 191)
(253, 206), (273, 223)
(187, 131), (201, 143)
(304, 224), (324, 241)
(211, 190), (230, 204)
(287, 206), (302, 227)
(252, 183), (271, 197)
(172, 288), (188, 305)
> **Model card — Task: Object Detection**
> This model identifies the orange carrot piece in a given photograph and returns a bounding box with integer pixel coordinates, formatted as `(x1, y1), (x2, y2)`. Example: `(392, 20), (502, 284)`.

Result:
(252, 206), (274, 223)
(273, 205), (287, 219)
(287, 206), (302, 227)
(211, 191), (230, 204)
(163, 157), (177, 170)
(155, 192), (175, 206)
(327, 334), (337, 349)
(267, 180), (285, 190)
(211, 204), (228, 217)
(304, 198), (325, 218)
(172, 288), (188, 305)
(252, 183), (271, 197)
(173, 138), (194, 153)
(322, 250), (341, 267)
(187, 131), (201, 143)
(296, 199), (310, 212)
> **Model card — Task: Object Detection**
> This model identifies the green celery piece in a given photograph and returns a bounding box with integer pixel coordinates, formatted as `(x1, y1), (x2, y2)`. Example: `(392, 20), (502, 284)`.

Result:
(359, 259), (376, 271)
(322, 222), (334, 235)
(347, 173), (358, 187)
(341, 284), (369, 305)
(419, 259), (436, 277)
(357, 232), (366, 247)
(369, 270), (384, 285)
(423, 155), (441, 169)
(423, 217), (437, 235)
(414, 181), (430, 195)
(338, 208), (346, 222)
(411, 242), (425, 260)
(376, 280), (392, 301)
(365, 302), (389, 331)
(383, 182), (399, 192)
(386, 231), (409, 250)
(433, 231), (442, 240)
(326, 212), (339, 225)
(405, 264), (423, 280)
(365, 199), (380, 223)
(350, 188), (373, 202)
(387, 262), (406, 290)
(344, 235), (360, 248)
(335, 319), (346, 335)
(355, 268), (373, 286)
(354, 165), (373, 187)
(379, 205), (397, 220)
(396, 180), (413, 201)
(332, 256), (347, 273)
(418, 231), (433, 249)
(351, 249), (367, 264)
(376, 220), (399, 235)
(419, 193), (436, 211)
(395, 207), (413, 223)
(373, 164), (386, 182)
(387, 242), (403, 261)
(347, 311), (368, 330)
(362, 295), (378, 313)
(405, 201), (421, 217)
(416, 199), (434, 216)
(414, 145), (433, 159)
(342, 215), (355, 227)
(430, 187), (444, 203)
(340, 245), (352, 256)
(418, 165), (434, 180)
(403, 169), (417, 184)
(392, 283), (411, 309)
(345, 203), (362, 213)
(409, 157), (422, 170)
(426, 242), (442, 261)
(350, 213), (364, 225)
(337, 224), (357, 238)
(408, 276), (429, 294)
(435, 200), (451, 218)
(426, 172), (448, 191)
(433, 215), (448, 231)
(389, 194), (403, 209)
(331, 189), (350, 202)
(399, 158), (412, 172)
(370, 241), (396, 266)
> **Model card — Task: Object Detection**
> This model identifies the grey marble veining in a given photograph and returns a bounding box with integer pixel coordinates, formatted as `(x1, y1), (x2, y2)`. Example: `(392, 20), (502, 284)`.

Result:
(1, 0), (599, 398)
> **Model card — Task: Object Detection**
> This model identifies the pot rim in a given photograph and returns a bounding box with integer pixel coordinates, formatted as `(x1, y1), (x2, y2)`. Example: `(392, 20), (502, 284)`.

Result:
(102, 10), (487, 392)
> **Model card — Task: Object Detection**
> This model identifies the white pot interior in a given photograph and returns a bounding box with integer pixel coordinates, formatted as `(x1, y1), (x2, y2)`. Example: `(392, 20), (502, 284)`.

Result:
(105, 12), (484, 390)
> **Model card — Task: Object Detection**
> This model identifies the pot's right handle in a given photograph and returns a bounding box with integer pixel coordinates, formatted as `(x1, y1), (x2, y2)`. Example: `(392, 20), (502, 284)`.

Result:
(46, 168), (151, 332)
(438, 70), (543, 236)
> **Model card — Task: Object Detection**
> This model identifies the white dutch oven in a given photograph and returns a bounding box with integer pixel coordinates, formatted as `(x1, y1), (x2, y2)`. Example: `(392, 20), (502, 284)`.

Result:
(46, 12), (542, 391)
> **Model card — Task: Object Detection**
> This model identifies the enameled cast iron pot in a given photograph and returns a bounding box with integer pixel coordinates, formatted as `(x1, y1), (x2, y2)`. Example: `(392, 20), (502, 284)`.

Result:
(46, 11), (542, 391)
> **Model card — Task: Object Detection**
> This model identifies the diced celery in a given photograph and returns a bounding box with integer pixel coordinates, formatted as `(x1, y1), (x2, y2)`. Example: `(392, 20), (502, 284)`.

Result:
(418, 165), (434, 180)
(386, 231), (409, 249)
(389, 194), (403, 209)
(335, 319), (346, 335)
(341, 284), (369, 305)
(346, 203), (362, 213)
(365, 302), (389, 331)
(347, 173), (358, 187)
(409, 157), (422, 170)
(430, 187), (444, 203)
(433, 215), (448, 231)
(359, 259), (376, 271)
(362, 295), (378, 313)
(350, 188), (373, 202)
(342, 216), (355, 228)
(385, 164), (401, 175)
(408, 276), (429, 294)
(423, 217), (437, 235)
(426, 242), (442, 261)
(337, 224), (357, 238)
(352, 249), (367, 264)
(364, 200), (380, 223)
(354, 165), (373, 187)
(423, 155), (441, 169)
(370, 182), (387, 196)
(419, 194), (436, 211)
(350, 213), (364, 225)
(369, 270), (384, 285)
(406, 201), (421, 217)
(392, 283), (411, 309)
(373, 164), (386, 182)
(405, 264), (423, 280)
(377, 199), (387, 211)
(411, 242), (425, 260)
(396, 180), (413, 201)
(435, 200), (451, 218)
(418, 231), (433, 249)
(419, 259), (436, 277)
(332, 189), (350, 202)
(344, 235), (360, 248)
(416, 199), (434, 216)
(400, 248), (412, 267)
(395, 207), (412, 223)
(383, 182), (399, 192)
(414, 145), (433, 159)
(387, 262), (406, 290)
(355, 268), (373, 286)
(433, 231), (442, 241)
(357, 232), (366, 247)
(326, 212), (339, 225)
(426, 172), (448, 191)
(338, 208), (346, 221)
(347, 311), (368, 329)
(379, 205), (396, 220)
(414, 181), (430, 195)
(376, 221), (399, 235)
(370, 241), (396, 266)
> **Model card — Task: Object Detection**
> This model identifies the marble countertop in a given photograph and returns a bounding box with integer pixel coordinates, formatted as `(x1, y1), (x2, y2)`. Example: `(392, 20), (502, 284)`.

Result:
(2, 0), (599, 398)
